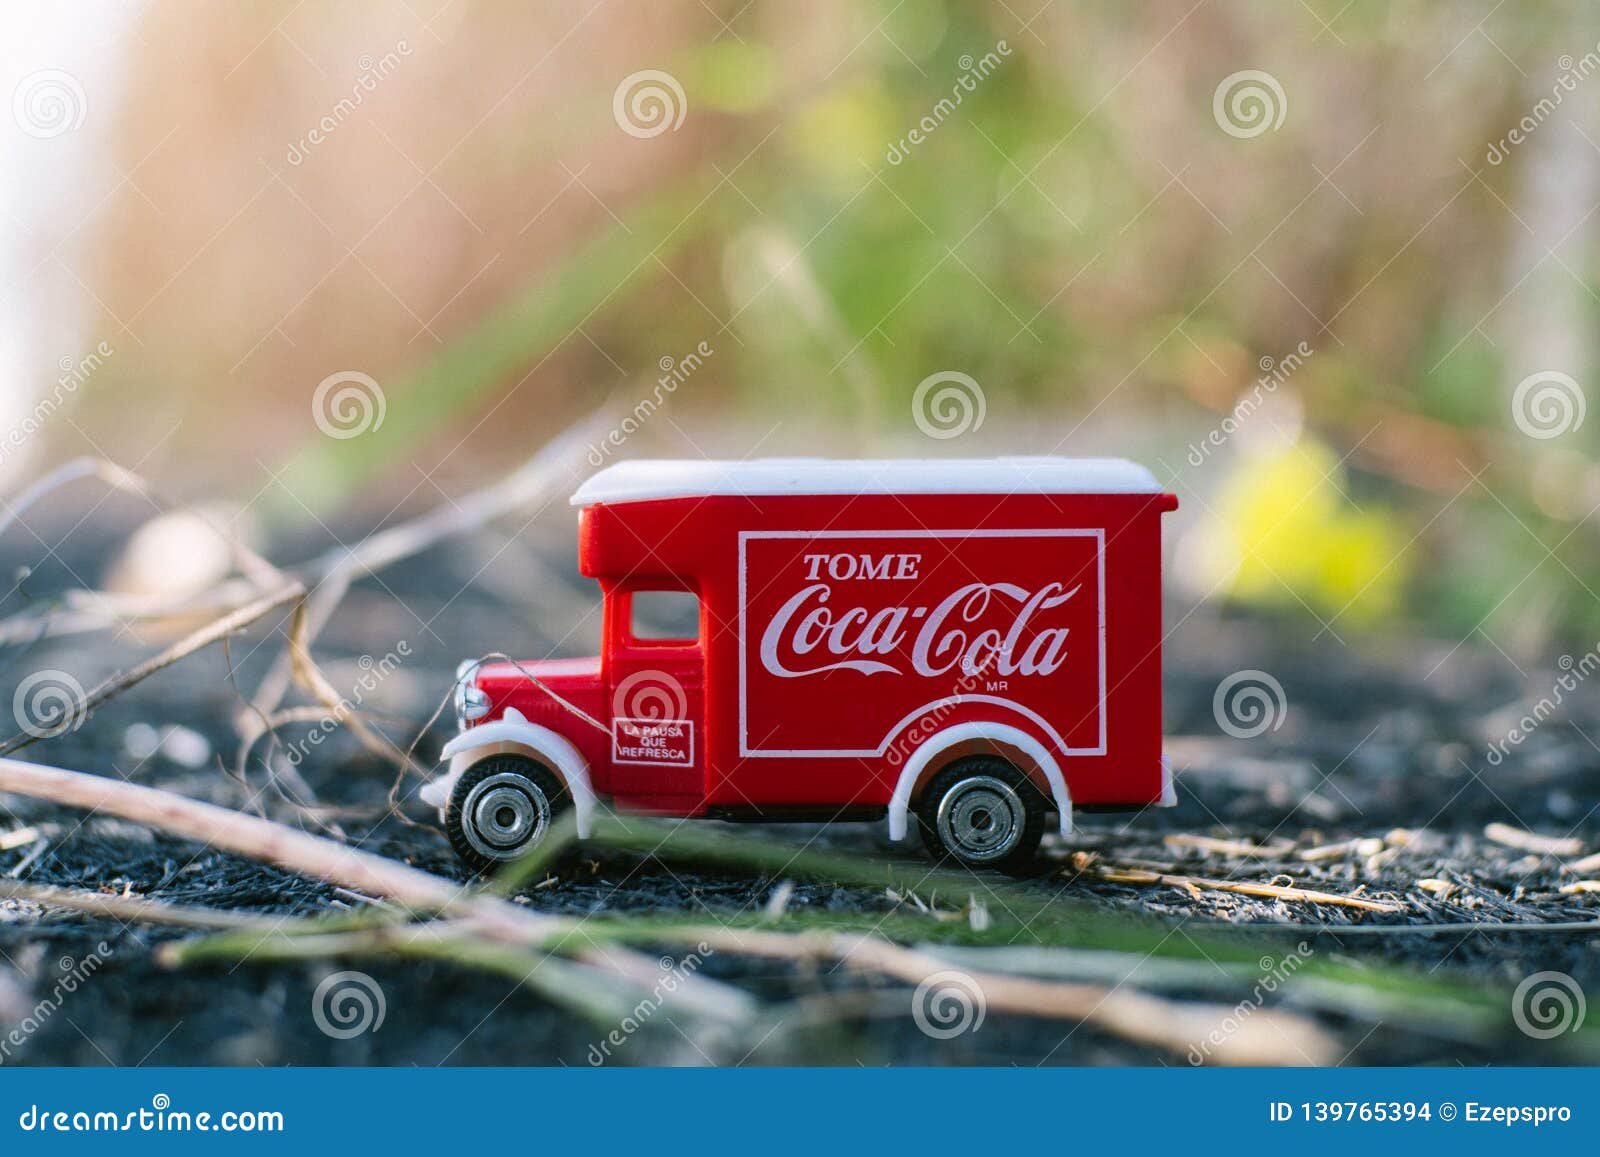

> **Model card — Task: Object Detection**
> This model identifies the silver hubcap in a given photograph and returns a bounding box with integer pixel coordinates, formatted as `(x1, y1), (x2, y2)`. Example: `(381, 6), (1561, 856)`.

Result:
(462, 771), (550, 861)
(936, 775), (1025, 862)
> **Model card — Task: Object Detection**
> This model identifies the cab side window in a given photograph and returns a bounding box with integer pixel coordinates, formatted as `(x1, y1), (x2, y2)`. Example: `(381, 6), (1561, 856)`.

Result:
(628, 589), (700, 644)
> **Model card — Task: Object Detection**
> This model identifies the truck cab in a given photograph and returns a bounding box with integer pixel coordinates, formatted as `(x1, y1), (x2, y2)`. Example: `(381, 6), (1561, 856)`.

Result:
(422, 457), (1178, 873)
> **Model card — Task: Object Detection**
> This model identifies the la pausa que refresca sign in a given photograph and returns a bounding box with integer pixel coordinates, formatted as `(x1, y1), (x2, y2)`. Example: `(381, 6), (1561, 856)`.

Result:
(612, 717), (695, 766)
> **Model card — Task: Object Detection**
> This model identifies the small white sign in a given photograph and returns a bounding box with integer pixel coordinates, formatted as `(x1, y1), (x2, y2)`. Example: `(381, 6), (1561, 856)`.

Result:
(612, 717), (694, 767)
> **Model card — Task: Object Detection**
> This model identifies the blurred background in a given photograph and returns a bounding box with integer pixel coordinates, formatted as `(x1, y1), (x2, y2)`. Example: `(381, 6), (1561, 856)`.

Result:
(3, 0), (1600, 647)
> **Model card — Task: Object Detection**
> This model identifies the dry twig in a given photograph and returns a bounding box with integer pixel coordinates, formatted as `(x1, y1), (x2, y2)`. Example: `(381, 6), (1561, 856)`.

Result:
(235, 408), (616, 789)
(679, 926), (1340, 1065)
(0, 583), (306, 756)
(0, 826), (39, 851)
(1163, 833), (1296, 859)
(1299, 837), (1385, 862)
(278, 599), (419, 776)
(1098, 868), (1404, 913)
(0, 756), (556, 945)
(1483, 822), (1584, 857)
(0, 878), (280, 931)
(1565, 850), (1600, 874)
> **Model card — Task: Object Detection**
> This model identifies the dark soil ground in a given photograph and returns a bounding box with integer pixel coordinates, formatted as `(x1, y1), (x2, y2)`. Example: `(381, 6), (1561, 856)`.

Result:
(0, 521), (1596, 1066)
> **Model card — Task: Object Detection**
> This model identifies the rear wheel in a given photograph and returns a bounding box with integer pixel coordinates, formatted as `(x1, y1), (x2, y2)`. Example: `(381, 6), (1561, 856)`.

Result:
(915, 756), (1046, 874)
(446, 754), (570, 874)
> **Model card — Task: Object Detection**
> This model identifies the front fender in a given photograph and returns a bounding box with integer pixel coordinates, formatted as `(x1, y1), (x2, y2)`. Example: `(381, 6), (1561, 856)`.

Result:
(421, 708), (597, 837)
(887, 721), (1072, 841)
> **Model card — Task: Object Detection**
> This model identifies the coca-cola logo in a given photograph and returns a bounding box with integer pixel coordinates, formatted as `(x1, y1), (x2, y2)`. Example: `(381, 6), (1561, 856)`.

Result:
(740, 530), (1104, 757)
(758, 551), (1080, 680)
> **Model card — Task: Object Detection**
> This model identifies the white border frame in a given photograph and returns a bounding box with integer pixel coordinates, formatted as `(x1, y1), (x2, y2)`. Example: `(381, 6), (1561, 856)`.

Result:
(737, 528), (1107, 760)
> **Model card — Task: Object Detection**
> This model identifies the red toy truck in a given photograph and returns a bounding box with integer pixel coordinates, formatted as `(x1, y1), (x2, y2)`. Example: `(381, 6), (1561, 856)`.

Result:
(420, 458), (1179, 872)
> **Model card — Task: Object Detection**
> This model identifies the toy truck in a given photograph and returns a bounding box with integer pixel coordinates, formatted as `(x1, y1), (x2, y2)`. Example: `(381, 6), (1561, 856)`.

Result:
(421, 458), (1179, 873)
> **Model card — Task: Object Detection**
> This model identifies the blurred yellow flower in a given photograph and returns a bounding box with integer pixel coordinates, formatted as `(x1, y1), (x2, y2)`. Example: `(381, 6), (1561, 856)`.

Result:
(790, 81), (898, 185)
(1202, 438), (1409, 622)
(687, 41), (778, 114)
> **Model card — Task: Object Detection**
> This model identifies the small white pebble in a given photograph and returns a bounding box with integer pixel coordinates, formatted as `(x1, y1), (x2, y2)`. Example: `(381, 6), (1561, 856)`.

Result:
(103, 505), (251, 602)
(122, 723), (211, 769)
(159, 725), (211, 769)
(122, 722), (161, 761)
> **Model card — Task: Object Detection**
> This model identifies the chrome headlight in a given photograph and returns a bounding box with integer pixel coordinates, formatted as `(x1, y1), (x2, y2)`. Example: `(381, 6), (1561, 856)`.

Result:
(453, 661), (489, 729)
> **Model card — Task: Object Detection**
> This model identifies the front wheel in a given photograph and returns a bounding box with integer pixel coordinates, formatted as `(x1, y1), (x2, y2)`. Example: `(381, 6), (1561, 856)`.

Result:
(445, 754), (570, 873)
(915, 756), (1046, 875)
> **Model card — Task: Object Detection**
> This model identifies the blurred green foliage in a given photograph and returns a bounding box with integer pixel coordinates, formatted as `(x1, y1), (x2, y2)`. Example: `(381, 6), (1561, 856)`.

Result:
(103, 0), (1598, 648)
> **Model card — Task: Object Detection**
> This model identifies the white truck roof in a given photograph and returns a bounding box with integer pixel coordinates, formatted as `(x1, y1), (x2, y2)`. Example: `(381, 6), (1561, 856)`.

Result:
(571, 457), (1164, 506)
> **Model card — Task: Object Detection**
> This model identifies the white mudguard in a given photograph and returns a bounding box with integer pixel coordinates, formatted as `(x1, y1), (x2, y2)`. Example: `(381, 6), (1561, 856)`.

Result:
(887, 722), (1073, 841)
(419, 708), (597, 838)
